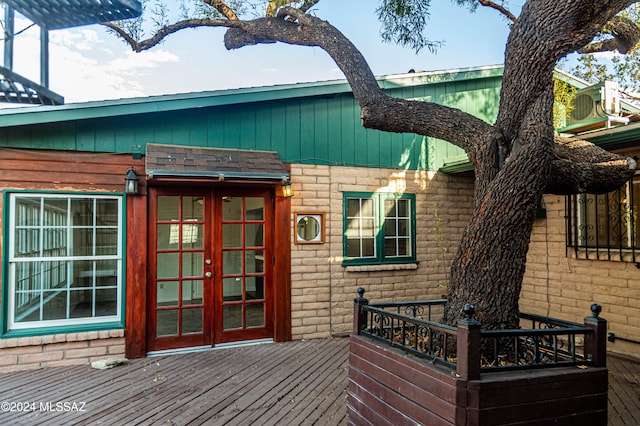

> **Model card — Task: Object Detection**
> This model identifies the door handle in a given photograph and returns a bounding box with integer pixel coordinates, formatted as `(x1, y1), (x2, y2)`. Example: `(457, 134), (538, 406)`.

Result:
(205, 272), (212, 278)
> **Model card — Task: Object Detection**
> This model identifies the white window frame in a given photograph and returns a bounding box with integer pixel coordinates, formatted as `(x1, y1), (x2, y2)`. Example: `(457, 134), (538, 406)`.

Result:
(6, 193), (123, 331)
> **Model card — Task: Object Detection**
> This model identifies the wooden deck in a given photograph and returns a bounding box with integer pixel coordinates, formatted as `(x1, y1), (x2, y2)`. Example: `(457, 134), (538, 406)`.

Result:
(0, 337), (637, 425)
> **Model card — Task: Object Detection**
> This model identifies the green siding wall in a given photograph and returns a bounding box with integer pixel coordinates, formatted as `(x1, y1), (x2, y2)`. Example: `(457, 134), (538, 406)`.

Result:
(0, 75), (501, 171)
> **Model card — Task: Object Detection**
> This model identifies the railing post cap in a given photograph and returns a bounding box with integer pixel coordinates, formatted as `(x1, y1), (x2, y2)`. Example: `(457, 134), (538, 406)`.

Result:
(354, 287), (369, 304)
(463, 304), (475, 320)
(590, 303), (602, 318)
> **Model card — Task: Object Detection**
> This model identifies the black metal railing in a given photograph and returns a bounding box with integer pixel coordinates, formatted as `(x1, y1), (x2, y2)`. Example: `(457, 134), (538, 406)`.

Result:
(353, 288), (607, 379)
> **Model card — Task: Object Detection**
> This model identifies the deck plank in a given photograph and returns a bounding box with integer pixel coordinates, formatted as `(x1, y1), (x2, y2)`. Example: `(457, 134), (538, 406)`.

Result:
(0, 338), (637, 425)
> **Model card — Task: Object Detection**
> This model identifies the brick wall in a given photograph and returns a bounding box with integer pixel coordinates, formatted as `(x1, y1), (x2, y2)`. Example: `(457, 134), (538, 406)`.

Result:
(521, 195), (640, 359)
(0, 330), (125, 373)
(289, 165), (475, 339)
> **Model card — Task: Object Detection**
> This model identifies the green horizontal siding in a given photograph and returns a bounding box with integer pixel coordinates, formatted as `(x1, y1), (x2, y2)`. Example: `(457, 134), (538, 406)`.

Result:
(0, 74), (502, 171)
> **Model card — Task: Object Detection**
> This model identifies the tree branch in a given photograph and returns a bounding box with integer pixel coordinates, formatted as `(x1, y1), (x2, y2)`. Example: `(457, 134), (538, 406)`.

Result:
(103, 18), (238, 52)
(204, 0), (239, 20)
(478, 0), (517, 23)
(546, 136), (637, 194)
(579, 15), (640, 54)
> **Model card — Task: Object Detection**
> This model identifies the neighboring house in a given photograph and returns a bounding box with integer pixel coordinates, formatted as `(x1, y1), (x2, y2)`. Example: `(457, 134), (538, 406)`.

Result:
(0, 65), (638, 372)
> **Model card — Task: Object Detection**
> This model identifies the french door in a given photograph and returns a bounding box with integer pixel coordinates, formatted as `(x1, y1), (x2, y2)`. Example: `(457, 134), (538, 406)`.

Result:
(147, 188), (273, 352)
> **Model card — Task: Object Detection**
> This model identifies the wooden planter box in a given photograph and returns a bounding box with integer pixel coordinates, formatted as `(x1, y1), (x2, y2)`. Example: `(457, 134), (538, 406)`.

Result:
(347, 289), (608, 425)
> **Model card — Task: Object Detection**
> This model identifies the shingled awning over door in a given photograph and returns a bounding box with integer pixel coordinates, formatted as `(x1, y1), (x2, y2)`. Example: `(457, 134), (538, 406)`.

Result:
(145, 144), (289, 182)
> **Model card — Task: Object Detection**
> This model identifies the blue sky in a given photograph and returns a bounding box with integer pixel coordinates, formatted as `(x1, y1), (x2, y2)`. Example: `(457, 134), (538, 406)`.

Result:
(5, 0), (522, 103)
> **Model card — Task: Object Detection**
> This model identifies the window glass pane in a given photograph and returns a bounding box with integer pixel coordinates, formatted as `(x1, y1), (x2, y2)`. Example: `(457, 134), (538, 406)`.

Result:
(347, 239), (361, 257)
(43, 199), (67, 226)
(182, 223), (203, 249)
(158, 196), (179, 221)
(96, 288), (118, 316)
(72, 260), (94, 288)
(384, 218), (397, 236)
(246, 277), (264, 300)
(156, 310), (178, 336)
(362, 219), (375, 237)
(247, 304), (264, 328)
(246, 224), (264, 247)
(43, 290), (68, 320)
(71, 199), (94, 226)
(96, 199), (118, 224)
(16, 198), (41, 226)
(397, 199), (409, 217)
(157, 224), (175, 249)
(347, 199), (360, 217)
(157, 253), (179, 279)
(15, 229), (40, 258)
(384, 199), (396, 217)
(222, 197), (242, 220)
(157, 281), (179, 307)
(385, 238), (397, 257)
(183, 308), (202, 334)
(361, 199), (374, 217)
(245, 197), (264, 220)
(223, 251), (242, 275)
(182, 197), (204, 221)
(223, 224), (242, 248)
(15, 291), (40, 322)
(182, 252), (203, 277)
(95, 228), (118, 255)
(223, 277), (242, 302)
(223, 305), (242, 330)
(72, 227), (93, 256)
(245, 251), (264, 273)
(362, 238), (375, 257)
(69, 289), (92, 318)
(182, 280), (203, 304)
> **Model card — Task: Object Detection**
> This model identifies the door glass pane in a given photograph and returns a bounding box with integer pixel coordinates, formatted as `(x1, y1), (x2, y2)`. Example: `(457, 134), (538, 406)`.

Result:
(182, 308), (202, 334)
(182, 224), (203, 249)
(223, 251), (242, 275)
(245, 198), (264, 220)
(246, 277), (264, 300)
(223, 224), (242, 248)
(182, 280), (203, 304)
(222, 197), (242, 220)
(182, 197), (204, 221)
(157, 310), (178, 336)
(223, 305), (242, 330)
(245, 251), (264, 274)
(157, 224), (175, 249)
(158, 196), (179, 221)
(157, 253), (179, 279)
(223, 277), (242, 302)
(157, 281), (179, 307)
(246, 304), (264, 328)
(245, 224), (263, 247)
(182, 252), (203, 277)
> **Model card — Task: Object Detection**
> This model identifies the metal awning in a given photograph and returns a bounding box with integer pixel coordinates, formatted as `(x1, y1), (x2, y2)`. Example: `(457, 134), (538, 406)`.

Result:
(145, 144), (290, 182)
(4, 0), (142, 29)
(0, 66), (64, 105)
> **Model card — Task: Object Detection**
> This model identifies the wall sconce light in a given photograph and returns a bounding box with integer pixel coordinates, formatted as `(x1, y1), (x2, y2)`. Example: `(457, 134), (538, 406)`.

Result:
(125, 167), (140, 195)
(281, 179), (294, 198)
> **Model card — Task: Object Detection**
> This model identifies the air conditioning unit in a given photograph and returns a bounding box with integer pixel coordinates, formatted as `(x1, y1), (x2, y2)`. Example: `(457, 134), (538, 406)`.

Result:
(568, 81), (620, 125)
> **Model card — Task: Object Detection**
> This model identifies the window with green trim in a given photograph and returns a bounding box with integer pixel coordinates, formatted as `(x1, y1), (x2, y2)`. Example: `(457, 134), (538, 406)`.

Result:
(5, 193), (123, 332)
(343, 192), (416, 265)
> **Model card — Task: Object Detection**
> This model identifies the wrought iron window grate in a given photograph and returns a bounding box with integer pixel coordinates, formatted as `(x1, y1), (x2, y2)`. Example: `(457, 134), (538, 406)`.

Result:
(566, 174), (640, 262)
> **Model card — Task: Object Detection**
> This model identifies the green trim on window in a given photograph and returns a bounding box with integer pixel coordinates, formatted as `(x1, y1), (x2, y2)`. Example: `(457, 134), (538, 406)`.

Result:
(342, 192), (417, 266)
(1, 189), (127, 338)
